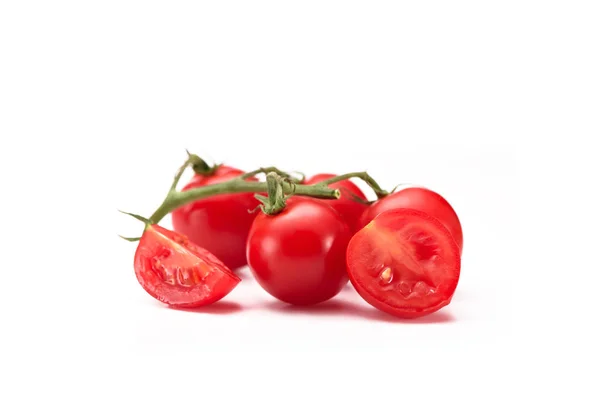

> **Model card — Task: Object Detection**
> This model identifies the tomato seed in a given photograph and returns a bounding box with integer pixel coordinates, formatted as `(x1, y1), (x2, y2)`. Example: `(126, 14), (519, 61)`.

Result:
(379, 267), (393, 284)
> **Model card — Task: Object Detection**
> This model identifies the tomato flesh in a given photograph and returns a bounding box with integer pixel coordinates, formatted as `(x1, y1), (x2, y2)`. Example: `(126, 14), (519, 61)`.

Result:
(171, 165), (259, 269)
(134, 225), (240, 307)
(246, 198), (352, 305)
(360, 187), (463, 254)
(305, 173), (368, 232)
(347, 209), (460, 318)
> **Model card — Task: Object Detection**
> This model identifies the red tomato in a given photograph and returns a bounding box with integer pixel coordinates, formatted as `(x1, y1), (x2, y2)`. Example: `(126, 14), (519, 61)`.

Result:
(360, 187), (463, 253)
(172, 165), (259, 269)
(134, 224), (240, 307)
(304, 173), (368, 232)
(246, 198), (352, 305)
(347, 209), (460, 318)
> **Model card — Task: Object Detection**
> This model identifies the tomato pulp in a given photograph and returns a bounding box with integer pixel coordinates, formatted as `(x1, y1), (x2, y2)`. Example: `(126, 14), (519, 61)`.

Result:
(172, 165), (259, 268)
(246, 198), (352, 305)
(304, 174), (368, 232)
(347, 209), (460, 318)
(134, 224), (240, 307)
(360, 187), (463, 253)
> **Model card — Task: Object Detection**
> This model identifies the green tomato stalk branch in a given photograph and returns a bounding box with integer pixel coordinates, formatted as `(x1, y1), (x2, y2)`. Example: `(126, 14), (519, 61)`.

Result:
(121, 152), (390, 239)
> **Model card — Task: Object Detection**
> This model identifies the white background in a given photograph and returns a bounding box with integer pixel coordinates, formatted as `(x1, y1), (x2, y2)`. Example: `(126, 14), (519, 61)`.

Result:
(1, 1), (598, 399)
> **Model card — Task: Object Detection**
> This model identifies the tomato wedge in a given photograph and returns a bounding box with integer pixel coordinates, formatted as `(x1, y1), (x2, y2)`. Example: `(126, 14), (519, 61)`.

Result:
(347, 209), (460, 318)
(134, 224), (240, 307)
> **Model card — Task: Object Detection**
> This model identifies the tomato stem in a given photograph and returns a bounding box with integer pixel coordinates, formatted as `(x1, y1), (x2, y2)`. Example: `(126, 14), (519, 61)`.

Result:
(320, 172), (389, 199)
(239, 166), (303, 183)
(186, 150), (219, 176)
(136, 153), (389, 227)
(255, 172), (288, 215)
(148, 169), (341, 223)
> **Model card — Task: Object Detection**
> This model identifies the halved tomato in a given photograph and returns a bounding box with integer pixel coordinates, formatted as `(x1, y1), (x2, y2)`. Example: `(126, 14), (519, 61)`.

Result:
(359, 187), (463, 254)
(347, 209), (460, 318)
(134, 224), (240, 307)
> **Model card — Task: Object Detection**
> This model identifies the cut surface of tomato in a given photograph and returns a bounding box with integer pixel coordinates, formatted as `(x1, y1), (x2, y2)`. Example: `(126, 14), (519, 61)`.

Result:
(134, 224), (240, 307)
(347, 209), (460, 318)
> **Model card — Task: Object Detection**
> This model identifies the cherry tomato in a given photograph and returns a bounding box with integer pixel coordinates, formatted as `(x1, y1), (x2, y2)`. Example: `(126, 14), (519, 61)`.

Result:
(347, 209), (460, 318)
(172, 165), (259, 269)
(304, 173), (368, 232)
(246, 197), (352, 305)
(360, 187), (463, 253)
(134, 224), (240, 307)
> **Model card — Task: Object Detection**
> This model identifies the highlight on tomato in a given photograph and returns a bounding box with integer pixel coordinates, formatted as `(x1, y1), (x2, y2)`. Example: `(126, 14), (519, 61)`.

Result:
(134, 224), (241, 307)
(246, 197), (352, 305)
(171, 164), (259, 269)
(304, 173), (368, 232)
(347, 208), (461, 318)
(360, 187), (463, 254)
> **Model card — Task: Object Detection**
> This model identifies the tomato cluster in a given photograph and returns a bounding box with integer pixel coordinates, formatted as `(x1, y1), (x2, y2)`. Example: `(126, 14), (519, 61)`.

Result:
(130, 161), (463, 319)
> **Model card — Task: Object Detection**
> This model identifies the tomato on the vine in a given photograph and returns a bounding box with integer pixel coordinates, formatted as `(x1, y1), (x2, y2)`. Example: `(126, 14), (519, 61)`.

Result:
(134, 224), (240, 307)
(172, 165), (259, 269)
(347, 209), (460, 318)
(360, 187), (463, 253)
(246, 197), (351, 305)
(304, 174), (368, 232)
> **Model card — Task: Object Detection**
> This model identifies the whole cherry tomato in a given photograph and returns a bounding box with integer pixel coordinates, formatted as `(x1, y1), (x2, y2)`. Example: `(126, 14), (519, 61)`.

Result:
(304, 174), (368, 232)
(347, 209), (460, 318)
(172, 165), (259, 269)
(246, 197), (352, 305)
(134, 224), (240, 307)
(359, 187), (463, 253)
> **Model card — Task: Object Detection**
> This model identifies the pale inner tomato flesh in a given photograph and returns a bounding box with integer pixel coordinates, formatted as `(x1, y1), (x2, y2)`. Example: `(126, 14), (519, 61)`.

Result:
(149, 229), (211, 288)
(366, 223), (444, 299)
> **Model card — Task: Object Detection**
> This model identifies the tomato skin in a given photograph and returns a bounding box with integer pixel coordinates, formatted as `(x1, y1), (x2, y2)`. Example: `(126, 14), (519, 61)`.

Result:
(134, 225), (240, 307)
(347, 209), (460, 318)
(246, 198), (352, 305)
(304, 173), (368, 232)
(171, 165), (259, 269)
(360, 187), (463, 253)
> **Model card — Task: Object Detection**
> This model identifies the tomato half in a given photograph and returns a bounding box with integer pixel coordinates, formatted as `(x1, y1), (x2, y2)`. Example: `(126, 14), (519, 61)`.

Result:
(171, 165), (259, 269)
(304, 173), (368, 232)
(134, 224), (241, 307)
(360, 187), (463, 253)
(246, 198), (352, 305)
(347, 209), (460, 318)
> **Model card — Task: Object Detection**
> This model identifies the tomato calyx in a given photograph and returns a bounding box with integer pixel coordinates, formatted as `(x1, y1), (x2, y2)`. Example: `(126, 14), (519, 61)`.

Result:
(186, 151), (221, 176)
(254, 172), (291, 215)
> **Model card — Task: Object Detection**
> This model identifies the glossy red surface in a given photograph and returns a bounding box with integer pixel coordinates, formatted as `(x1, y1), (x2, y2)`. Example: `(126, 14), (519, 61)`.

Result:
(246, 198), (352, 305)
(172, 165), (260, 268)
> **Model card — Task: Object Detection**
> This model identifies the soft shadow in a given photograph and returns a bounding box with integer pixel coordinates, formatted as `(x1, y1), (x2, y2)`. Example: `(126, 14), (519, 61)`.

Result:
(233, 266), (253, 280)
(263, 299), (456, 324)
(168, 301), (244, 315)
(341, 282), (355, 292)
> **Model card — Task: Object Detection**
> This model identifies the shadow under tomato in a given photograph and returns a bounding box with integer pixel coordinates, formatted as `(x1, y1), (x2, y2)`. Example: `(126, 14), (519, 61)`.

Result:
(168, 301), (244, 315)
(232, 266), (253, 280)
(264, 298), (456, 324)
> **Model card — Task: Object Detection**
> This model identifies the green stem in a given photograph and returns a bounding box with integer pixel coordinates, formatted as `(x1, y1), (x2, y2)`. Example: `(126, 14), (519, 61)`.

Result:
(149, 178), (340, 223)
(320, 172), (389, 199)
(239, 166), (303, 183)
(185, 150), (217, 176)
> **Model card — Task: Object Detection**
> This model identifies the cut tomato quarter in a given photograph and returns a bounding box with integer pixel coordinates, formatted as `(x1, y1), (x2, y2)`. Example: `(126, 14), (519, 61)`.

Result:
(347, 209), (460, 318)
(134, 224), (241, 307)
